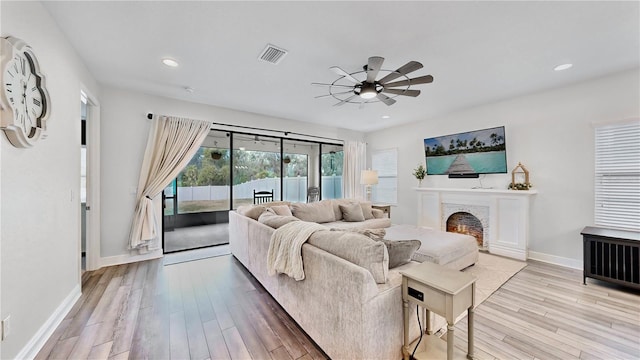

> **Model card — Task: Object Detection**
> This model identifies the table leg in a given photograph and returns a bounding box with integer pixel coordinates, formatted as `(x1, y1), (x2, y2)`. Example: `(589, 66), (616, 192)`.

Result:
(421, 307), (426, 333)
(403, 299), (409, 360)
(447, 323), (454, 360)
(425, 308), (432, 334)
(467, 307), (474, 360)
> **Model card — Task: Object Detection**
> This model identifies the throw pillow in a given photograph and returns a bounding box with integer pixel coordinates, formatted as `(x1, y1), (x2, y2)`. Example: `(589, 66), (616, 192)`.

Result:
(331, 228), (386, 240)
(258, 209), (300, 229)
(372, 208), (386, 219)
(270, 204), (293, 216)
(290, 201), (336, 223)
(263, 201), (291, 208)
(339, 203), (365, 222)
(237, 205), (266, 220)
(360, 201), (374, 220)
(377, 239), (422, 268)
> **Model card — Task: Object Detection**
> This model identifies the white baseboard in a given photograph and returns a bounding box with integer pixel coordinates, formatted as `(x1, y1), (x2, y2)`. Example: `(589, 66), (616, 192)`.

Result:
(528, 250), (583, 270)
(99, 249), (163, 268)
(15, 284), (81, 360)
(489, 244), (527, 261)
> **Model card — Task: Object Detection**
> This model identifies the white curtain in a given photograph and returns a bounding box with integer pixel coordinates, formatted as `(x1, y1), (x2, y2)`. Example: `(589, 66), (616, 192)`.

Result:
(343, 140), (367, 200)
(129, 115), (212, 251)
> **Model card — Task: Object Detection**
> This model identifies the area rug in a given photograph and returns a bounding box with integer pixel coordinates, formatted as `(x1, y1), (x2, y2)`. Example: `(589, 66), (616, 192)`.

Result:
(463, 251), (527, 305)
(431, 252), (527, 335)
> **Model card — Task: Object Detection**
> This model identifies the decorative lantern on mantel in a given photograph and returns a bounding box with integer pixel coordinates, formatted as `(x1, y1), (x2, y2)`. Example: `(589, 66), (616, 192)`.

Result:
(509, 162), (532, 190)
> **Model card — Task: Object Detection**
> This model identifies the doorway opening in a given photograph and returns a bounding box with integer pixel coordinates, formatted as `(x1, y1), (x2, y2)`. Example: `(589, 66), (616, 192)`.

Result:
(81, 97), (87, 271)
(80, 89), (100, 273)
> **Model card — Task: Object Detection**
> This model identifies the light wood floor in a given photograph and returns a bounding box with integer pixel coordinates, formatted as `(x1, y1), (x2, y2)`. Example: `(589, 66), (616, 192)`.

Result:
(36, 255), (639, 360)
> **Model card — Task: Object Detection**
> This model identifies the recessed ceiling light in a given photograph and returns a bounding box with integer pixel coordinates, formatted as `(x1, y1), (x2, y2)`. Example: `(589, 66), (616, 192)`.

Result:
(553, 63), (573, 71)
(162, 58), (179, 67)
(381, 115), (390, 119)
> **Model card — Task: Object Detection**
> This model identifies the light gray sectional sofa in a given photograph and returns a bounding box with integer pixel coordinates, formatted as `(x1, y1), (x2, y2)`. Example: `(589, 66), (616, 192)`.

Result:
(229, 199), (477, 360)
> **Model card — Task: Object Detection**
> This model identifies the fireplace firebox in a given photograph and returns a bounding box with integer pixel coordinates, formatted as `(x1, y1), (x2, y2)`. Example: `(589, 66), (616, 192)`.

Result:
(446, 212), (484, 247)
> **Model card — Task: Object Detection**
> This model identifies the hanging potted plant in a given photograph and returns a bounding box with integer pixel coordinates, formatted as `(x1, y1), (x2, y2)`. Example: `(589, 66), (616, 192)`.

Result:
(413, 164), (426, 187)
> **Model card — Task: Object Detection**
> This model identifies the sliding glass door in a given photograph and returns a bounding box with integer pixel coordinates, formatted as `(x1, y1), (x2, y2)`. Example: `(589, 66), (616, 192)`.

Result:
(176, 130), (231, 213)
(163, 130), (231, 253)
(231, 133), (282, 209)
(162, 128), (343, 254)
(321, 144), (343, 199)
(282, 140), (320, 202)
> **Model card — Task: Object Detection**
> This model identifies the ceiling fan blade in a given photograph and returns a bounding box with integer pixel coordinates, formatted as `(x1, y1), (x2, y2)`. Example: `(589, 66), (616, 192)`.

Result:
(383, 75), (434, 88)
(376, 93), (396, 106)
(314, 90), (353, 99)
(330, 66), (361, 84)
(382, 88), (421, 97)
(334, 94), (358, 106)
(366, 56), (385, 83)
(311, 82), (354, 88)
(377, 61), (424, 84)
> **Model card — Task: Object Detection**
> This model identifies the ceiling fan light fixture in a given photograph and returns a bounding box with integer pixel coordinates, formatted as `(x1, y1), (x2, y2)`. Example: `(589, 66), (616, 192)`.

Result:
(358, 82), (378, 99)
(359, 88), (377, 99)
(315, 56), (433, 107)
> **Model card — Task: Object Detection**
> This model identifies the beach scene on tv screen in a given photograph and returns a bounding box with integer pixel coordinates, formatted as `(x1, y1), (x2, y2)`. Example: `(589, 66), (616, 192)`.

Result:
(424, 127), (507, 175)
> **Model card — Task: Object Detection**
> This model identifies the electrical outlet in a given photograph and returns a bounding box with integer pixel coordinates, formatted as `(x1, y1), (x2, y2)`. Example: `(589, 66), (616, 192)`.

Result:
(1, 315), (10, 341)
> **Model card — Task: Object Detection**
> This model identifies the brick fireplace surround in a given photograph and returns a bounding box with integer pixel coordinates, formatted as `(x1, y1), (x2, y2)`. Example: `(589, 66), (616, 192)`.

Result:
(416, 187), (537, 260)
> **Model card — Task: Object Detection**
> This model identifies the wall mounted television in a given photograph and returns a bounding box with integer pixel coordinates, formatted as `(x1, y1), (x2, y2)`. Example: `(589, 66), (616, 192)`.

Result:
(424, 126), (507, 176)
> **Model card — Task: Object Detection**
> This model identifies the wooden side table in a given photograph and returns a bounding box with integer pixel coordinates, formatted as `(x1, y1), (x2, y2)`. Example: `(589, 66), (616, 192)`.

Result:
(400, 261), (476, 360)
(372, 204), (391, 218)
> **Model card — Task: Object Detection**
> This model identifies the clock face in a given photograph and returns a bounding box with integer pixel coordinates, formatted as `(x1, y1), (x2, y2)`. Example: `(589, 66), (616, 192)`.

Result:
(0, 37), (50, 148)
(4, 52), (45, 138)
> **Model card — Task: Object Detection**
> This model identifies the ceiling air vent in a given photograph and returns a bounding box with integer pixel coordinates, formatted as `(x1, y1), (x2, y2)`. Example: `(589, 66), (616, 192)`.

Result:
(258, 44), (288, 65)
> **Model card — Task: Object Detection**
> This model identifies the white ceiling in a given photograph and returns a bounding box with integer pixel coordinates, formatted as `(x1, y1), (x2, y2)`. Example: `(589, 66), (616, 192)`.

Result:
(43, 1), (639, 132)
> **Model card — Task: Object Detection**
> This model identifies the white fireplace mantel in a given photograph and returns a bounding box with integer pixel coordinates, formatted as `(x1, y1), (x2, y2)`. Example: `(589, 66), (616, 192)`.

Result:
(415, 187), (537, 260)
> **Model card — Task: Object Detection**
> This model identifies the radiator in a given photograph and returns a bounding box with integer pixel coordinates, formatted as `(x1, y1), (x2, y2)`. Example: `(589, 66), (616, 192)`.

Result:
(582, 226), (640, 290)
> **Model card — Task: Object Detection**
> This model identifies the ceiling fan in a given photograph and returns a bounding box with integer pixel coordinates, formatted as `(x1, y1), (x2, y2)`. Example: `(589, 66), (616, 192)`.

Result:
(312, 56), (434, 107)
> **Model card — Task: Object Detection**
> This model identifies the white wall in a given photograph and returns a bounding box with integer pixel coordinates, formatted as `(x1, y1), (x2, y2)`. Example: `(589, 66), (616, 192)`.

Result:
(0, 2), (100, 358)
(99, 86), (364, 261)
(366, 68), (640, 267)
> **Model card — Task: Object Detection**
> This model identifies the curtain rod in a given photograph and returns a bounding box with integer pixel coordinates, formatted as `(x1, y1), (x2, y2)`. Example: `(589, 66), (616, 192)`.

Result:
(146, 113), (344, 144)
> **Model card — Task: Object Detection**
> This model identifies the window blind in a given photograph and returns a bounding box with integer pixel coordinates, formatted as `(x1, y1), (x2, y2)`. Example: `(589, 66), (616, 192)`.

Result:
(594, 121), (640, 231)
(372, 148), (398, 205)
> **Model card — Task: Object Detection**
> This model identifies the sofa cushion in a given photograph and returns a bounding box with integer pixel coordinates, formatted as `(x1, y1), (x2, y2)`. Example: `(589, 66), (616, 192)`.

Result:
(291, 200), (336, 223)
(339, 203), (365, 222)
(323, 218), (392, 230)
(308, 231), (389, 284)
(237, 205), (266, 220)
(263, 201), (291, 208)
(331, 227), (386, 240)
(377, 239), (422, 268)
(258, 209), (300, 229)
(271, 204), (293, 216)
(384, 225), (478, 266)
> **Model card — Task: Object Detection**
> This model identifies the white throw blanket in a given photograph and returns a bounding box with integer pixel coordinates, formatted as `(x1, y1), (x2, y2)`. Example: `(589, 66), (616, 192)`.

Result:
(267, 221), (327, 281)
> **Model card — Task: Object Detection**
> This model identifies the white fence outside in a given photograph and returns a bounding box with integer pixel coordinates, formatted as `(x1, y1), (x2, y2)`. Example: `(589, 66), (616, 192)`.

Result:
(177, 176), (342, 203)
